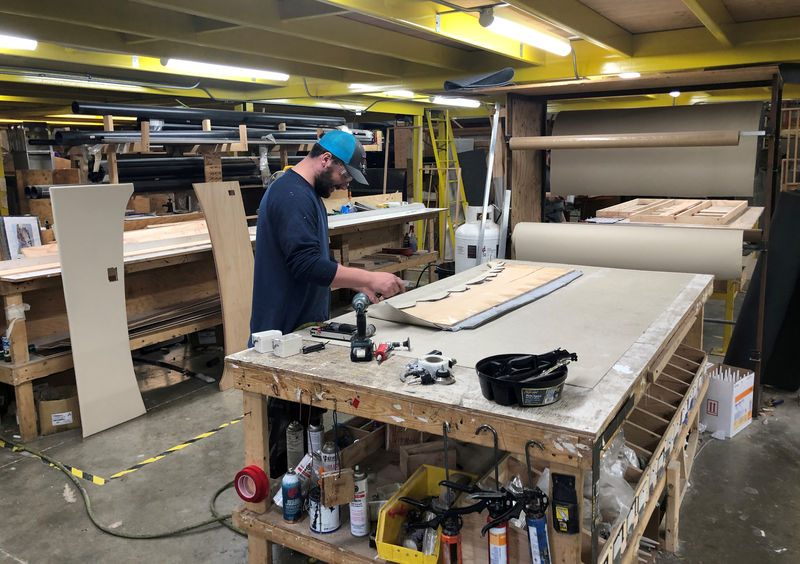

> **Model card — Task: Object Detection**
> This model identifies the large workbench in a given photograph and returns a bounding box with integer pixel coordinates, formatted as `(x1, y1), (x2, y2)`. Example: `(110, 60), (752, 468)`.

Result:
(227, 261), (713, 564)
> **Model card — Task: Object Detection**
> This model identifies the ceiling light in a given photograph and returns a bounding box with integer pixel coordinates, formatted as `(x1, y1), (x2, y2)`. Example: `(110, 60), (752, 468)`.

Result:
(479, 8), (571, 57)
(383, 89), (415, 99)
(164, 59), (289, 81)
(669, 91), (681, 97)
(431, 96), (481, 108)
(618, 72), (641, 79)
(20, 76), (145, 92)
(0, 34), (37, 51)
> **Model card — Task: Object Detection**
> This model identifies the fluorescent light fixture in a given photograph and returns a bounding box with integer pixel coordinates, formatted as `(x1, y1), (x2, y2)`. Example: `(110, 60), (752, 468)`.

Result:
(432, 96), (481, 108)
(0, 34), (37, 51)
(480, 11), (571, 57)
(348, 83), (379, 93)
(383, 89), (415, 99)
(618, 72), (641, 79)
(20, 76), (144, 92)
(164, 59), (289, 81)
(669, 90), (681, 97)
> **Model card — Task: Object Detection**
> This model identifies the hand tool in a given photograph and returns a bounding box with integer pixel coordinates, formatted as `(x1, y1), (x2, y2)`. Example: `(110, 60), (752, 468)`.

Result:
(374, 338), (411, 363)
(401, 350), (456, 385)
(350, 293), (374, 362)
(302, 342), (327, 354)
(310, 321), (375, 341)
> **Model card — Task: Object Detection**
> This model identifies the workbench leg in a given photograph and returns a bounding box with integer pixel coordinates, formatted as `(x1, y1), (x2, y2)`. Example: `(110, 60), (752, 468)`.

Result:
(427, 218), (435, 284)
(243, 391), (270, 513)
(15, 382), (37, 441)
(665, 461), (681, 552)
(248, 535), (273, 564)
(548, 461), (584, 564)
(684, 305), (703, 349)
(4, 293), (30, 365)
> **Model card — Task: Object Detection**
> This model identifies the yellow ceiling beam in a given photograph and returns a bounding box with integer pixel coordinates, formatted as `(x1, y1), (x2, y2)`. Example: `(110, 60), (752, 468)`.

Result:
(129, 0), (513, 73)
(504, 0), (633, 56)
(277, 0), (348, 20)
(318, 0), (545, 65)
(0, 1), (423, 80)
(680, 0), (734, 47)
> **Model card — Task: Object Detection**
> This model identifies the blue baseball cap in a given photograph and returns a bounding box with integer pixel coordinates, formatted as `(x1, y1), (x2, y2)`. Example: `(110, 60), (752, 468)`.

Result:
(318, 130), (367, 185)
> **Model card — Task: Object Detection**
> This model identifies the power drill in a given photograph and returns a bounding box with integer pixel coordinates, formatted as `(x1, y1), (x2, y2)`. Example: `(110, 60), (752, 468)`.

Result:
(350, 293), (374, 362)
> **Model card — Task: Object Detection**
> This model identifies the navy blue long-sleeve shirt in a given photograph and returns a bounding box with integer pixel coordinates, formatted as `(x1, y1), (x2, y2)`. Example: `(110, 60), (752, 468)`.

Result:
(250, 169), (339, 335)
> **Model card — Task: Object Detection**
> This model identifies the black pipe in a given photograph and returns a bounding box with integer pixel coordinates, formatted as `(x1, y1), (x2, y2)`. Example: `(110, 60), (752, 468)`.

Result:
(72, 101), (346, 127)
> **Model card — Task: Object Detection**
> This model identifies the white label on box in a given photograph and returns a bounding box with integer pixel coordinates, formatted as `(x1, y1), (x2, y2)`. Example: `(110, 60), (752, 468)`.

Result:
(51, 411), (73, 426)
(650, 466), (658, 491)
(639, 488), (648, 513)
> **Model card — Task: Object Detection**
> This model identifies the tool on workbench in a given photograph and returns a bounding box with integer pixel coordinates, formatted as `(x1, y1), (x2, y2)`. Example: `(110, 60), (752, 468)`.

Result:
(310, 321), (375, 342)
(374, 338), (412, 363)
(476, 349), (577, 407)
(401, 350), (456, 385)
(381, 247), (414, 256)
(350, 292), (374, 362)
(302, 341), (327, 354)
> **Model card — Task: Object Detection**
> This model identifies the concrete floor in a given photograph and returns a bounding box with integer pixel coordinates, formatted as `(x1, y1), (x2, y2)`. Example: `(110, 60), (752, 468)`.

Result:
(1, 295), (798, 563)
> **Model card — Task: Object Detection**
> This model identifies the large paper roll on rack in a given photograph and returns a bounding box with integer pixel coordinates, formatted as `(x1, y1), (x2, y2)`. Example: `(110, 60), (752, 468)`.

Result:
(512, 222), (743, 280)
(549, 101), (762, 198)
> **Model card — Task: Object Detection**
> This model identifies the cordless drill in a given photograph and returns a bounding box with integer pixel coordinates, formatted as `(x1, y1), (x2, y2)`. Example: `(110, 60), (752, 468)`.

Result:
(350, 293), (374, 362)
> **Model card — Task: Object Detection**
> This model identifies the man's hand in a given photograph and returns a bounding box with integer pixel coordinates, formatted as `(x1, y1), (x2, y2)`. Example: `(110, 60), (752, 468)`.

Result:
(360, 272), (405, 303)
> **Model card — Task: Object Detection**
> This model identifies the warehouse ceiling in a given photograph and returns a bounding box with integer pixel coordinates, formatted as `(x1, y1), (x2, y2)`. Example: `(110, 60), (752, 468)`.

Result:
(0, 0), (800, 123)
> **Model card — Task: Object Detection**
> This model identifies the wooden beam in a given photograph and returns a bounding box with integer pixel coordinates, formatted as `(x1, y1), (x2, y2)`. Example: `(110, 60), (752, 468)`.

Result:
(681, 0), (734, 47)
(506, 0), (633, 56)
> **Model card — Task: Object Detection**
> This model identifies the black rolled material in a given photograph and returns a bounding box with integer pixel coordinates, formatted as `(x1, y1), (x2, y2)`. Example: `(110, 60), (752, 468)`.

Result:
(72, 101), (346, 128)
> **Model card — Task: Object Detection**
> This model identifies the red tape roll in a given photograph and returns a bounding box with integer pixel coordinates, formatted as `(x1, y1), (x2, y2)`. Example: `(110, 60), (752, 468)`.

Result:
(234, 465), (269, 503)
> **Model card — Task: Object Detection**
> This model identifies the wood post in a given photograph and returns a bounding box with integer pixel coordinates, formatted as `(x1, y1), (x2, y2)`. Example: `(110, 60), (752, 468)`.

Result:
(103, 115), (119, 184)
(506, 94), (545, 239)
(15, 381), (37, 440)
(242, 391), (270, 513)
(665, 460), (681, 552)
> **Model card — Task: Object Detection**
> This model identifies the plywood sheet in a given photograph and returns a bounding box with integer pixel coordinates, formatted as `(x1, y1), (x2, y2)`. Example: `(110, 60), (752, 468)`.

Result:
(193, 181), (254, 390)
(512, 222), (742, 280)
(374, 263), (578, 329)
(331, 262), (699, 389)
(50, 183), (145, 437)
(550, 102), (762, 197)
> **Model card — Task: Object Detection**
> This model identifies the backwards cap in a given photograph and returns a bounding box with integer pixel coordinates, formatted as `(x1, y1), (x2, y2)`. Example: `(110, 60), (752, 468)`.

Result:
(318, 130), (367, 185)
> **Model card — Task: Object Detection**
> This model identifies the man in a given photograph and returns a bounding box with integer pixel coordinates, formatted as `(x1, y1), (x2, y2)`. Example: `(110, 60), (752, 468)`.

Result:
(251, 129), (405, 477)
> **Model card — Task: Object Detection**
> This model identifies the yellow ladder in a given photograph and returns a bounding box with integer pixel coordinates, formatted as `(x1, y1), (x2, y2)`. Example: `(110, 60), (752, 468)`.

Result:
(425, 108), (468, 257)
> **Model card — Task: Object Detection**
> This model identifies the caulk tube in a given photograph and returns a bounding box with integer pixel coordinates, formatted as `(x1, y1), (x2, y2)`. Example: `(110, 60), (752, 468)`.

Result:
(487, 517), (508, 564)
(527, 506), (551, 564)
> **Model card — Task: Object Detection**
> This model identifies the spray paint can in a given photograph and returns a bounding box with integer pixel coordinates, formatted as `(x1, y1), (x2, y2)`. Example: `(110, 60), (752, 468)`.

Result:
(308, 423), (324, 454)
(286, 420), (305, 470)
(312, 451), (324, 483)
(1, 336), (10, 362)
(349, 465), (368, 537)
(487, 518), (508, 564)
(321, 441), (339, 473)
(308, 485), (340, 533)
(282, 467), (303, 524)
(526, 492), (551, 564)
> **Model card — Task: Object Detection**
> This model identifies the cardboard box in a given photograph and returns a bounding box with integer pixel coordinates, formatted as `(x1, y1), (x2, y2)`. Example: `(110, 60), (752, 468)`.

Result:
(700, 364), (754, 438)
(37, 386), (81, 435)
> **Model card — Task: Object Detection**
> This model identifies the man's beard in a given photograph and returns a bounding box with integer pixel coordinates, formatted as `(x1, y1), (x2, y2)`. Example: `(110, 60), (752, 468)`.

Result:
(313, 166), (338, 198)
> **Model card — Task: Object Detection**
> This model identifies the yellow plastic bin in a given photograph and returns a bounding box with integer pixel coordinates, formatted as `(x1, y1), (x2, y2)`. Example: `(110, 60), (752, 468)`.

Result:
(376, 464), (477, 563)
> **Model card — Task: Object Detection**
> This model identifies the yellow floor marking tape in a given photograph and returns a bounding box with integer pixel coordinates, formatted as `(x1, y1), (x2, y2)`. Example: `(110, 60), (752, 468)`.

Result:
(0, 416), (243, 486)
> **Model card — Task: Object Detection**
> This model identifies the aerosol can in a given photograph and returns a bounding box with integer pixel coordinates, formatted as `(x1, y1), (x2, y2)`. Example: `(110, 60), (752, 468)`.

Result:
(282, 467), (303, 524)
(349, 465), (369, 537)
